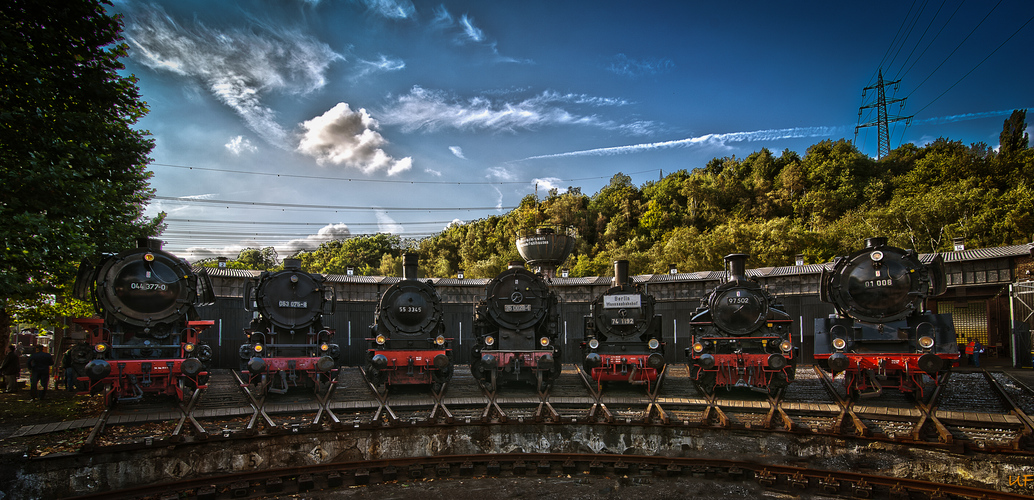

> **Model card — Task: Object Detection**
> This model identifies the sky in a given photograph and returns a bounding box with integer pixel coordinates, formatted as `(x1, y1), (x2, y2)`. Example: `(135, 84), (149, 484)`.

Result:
(108, 0), (1034, 262)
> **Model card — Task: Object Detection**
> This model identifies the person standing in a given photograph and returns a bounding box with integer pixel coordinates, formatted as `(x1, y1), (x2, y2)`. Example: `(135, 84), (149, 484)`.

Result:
(62, 347), (76, 392)
(965, 338), (976, 366)
(1, 346), (19, 393)
(27, 346), (54, 401)
(972, 338), (983, 368)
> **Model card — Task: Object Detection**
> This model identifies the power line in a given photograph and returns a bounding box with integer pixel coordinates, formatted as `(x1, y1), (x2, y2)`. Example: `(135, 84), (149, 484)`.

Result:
(164, 218), (459, 226)
(150, 162), (659, 186)
(153, 196), (517, 212)
(907, 0), (1003, 97)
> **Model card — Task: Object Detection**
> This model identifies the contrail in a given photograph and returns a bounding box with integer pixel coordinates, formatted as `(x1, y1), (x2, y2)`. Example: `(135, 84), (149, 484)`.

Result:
(521, 125), (845, 160)
(520, 107), (1030, 161)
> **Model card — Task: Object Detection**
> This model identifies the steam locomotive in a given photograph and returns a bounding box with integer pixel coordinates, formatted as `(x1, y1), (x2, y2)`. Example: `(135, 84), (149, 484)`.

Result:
(239, 258), (338, 394)
(686, 254), (795, 395)
(71, 238), (215, 405)
(814, 237), (959, 397)
(582, 260), (665, 387)
(366, 253), (453, 388)
(471, 261), (561, 392)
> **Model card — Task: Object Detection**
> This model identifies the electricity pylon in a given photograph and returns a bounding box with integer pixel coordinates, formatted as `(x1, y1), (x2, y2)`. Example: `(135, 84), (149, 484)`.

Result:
(855, 69), (913, 159)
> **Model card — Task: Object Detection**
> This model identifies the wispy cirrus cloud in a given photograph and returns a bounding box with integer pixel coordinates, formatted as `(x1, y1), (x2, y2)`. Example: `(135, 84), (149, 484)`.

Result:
(297, 103), (413, 175)
(380, 86), (655, 134)
(353, 54), (406, 79)
(430, 5), (527, 63)
(125, 3), (342, 147)
(354, 0), (416, 19)
(522, 125), (845, 160)
(605, 53), (675, 78)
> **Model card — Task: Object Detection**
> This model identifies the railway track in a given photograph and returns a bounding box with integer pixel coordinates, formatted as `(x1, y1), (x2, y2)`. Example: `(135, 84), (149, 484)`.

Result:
(12, 364), (1034, 454)
(63, 452), (1034, 500)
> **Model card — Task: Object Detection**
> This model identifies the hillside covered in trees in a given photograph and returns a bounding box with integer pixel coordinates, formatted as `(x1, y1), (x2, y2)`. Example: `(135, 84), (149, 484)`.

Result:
(217, 110), (1033, 278)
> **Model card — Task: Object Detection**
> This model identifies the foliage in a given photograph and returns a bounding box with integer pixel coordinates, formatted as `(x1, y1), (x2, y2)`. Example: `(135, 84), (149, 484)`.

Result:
(199, 247), (280, 271)
(297, 234), (403, 275)
(0, 1), (159, 334)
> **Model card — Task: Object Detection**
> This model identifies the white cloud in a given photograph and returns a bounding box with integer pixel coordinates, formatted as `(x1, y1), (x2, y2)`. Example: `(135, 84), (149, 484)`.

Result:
(449, 146), (466, 159)
(485, 166), (516, 181)
(375, 210), (404, 233)
(355, 0), (416, 19)
(225, 135), (257, 155)
(425, 168), (443, 176)
(459, 14), (484, 42)
(533, 177), (566, 194)
(125, 4), (342, 147)
(354, 54), (405, 79)
(380, 86), (647, 133)
(297, 102), (413, 175)
(282, 224), (352, 253)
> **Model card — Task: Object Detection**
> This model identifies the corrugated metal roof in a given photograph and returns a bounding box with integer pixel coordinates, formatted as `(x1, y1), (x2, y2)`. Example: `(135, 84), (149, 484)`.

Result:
(933, 243), (1033, 263)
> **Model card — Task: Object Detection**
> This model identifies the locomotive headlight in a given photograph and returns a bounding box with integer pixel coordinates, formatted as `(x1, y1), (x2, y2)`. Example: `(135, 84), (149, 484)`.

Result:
(539, 336), (550, 347)
(376, 334), (387, 345)
(485, 336), (496, 346)
(319, 342), (330, 352)
(94, 343), (109, 354)
(588, 338), (600, 350)
(832, 338), (847, 350)
(918, 336), (935, 349)
(780, 340), (792, 353)
(253, 343), (264, 353)
(648, 338), (660, 350)
(435, 335), (446, 346)
(692, 342), (704, 354)
(183, 343), (196, 353)
(144, 253), (155, 262)
(870, 250), (884, 262)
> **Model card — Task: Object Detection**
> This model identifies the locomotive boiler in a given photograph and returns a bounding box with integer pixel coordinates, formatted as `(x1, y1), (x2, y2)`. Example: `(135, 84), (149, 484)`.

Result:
(582, 260), (665, 387)
(686, 254), (795, 395)
(71, 238), (215, 405)
(814, 237), (959, 397)
(366, 253), (453, 388)
(471, 261), (561, 392)
(239, 258), (338, 394)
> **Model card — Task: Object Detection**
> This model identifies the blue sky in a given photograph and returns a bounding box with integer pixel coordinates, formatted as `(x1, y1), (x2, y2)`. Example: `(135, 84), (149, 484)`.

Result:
(109, 0), (1034, 261)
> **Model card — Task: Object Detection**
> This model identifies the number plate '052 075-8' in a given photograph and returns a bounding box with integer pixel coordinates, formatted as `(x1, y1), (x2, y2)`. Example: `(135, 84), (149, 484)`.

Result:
(279, 301), (308, 308)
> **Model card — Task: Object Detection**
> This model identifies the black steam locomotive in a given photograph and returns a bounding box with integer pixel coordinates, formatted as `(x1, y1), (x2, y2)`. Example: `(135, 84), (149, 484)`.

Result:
(582, 260), (665, 388)
(239, 258), (338, 394)
(686, 254), (795, 395)
(814, 237), (959, 397)
(366, 253), (453, 388)
(71, 238), (215, 405)
(471, 261), (561, 391)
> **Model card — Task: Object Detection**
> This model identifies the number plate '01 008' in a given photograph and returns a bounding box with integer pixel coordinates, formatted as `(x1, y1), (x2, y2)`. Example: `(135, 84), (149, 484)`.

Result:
(504, 304), (532, 312)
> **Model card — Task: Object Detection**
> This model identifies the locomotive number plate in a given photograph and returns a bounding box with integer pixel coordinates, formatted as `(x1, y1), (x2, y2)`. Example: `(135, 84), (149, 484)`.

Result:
(726, 297), (751, 304)
(611, 318), (635, 325)
(504, 304), (532, 312)
(131, 282), (167, 291)
(398, 306), (422, 313)
(279, 300), (308, 308)
(604, 294), (641, 308)
(863, 279), (894, 287)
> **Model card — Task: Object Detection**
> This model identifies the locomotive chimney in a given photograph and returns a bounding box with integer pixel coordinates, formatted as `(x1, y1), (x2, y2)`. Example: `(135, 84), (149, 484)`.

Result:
(613, 260), (630, 287)
(865, 237), (888, 249)
(137, 237), (162, 250)
(724, 254), (748, 282)
(284, 258), (302, 271)
(402, 253), (419, 280)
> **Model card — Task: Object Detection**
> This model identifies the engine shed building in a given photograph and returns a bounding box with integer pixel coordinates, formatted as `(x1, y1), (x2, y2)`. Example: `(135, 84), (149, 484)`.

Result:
(157, 242), (1034, 370)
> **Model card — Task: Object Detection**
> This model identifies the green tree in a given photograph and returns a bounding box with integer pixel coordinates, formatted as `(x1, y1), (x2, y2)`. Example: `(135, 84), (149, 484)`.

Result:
(0, 0), (158, 342)
(297, 234), (402, 275)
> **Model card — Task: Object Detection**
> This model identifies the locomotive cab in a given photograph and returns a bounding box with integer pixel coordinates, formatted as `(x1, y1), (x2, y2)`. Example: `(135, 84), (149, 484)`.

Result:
(686, 254), (795, 395)
(582, 260), (665, 387)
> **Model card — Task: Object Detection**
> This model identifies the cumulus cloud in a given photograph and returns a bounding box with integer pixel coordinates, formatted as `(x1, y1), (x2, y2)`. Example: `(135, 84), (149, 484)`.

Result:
(375, 210), (404, 233)
(449, 146), (466, 159)
(605, 53), (676, 78)
(281, 223), (352, 253)
(225, 135), (257, 155)
(297, 102), (413, 175)
(380, 86), (649, 133)
(533, 177), (567, 194)
(125, 3), (342, 147)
